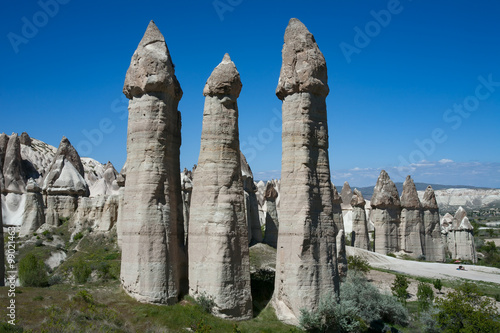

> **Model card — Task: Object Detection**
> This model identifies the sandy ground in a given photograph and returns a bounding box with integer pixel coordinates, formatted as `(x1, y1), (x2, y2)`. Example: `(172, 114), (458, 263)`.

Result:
(346, 246), (500, 284)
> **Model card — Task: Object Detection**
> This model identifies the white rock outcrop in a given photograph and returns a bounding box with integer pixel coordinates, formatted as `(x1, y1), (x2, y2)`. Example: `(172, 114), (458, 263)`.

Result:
(422, 185), (445, 262)
(350, 188), (370, 250)
(400, 176), (424, 258)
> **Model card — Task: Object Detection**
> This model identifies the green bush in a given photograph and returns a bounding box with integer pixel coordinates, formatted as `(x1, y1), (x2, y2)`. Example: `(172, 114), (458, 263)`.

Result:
(391, 274), (409, 305)
(196, 292), (216, 314)
(73, 258), (92, 284)
(18, 253), (48, 287)
(73, 232), (84, 241)
(434, 281), (500, 332)
(300, 272), (409, 332)
(347, 255), (370, 273)
(417, 282), (434, 311)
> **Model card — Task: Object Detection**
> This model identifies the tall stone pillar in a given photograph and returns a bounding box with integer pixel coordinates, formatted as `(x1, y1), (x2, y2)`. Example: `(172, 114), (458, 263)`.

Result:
(120, 21), (187, 304)
(188, 54), (252, 320)
(273, 18), (339, 323)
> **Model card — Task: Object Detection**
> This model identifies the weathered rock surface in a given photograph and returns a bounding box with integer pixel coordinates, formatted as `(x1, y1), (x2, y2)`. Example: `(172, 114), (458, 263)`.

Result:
(43, 136), (89, 226)
(20, 132), (32, 146)
(2, 134), (26, 194)
(180, 167), (193, 243)
(445, 206), (476, 262)
(400, 176), (424, 258)
(421, 186), (445, 262)
(120, 21), (187, 304)
(340, 181), (353, 210)
(89, 162), (120, 196)
(371, 170), (401, 255)
(273, 18), (339, 324)
(263, 181), (279, 248)
(333, 185), (347, 277)
(0, 133), (9, 189)
(74, 195), (120, 232)
(188, 53), (252, 320)
(241, 152), (262, 245)
(351, 188), (370, 250)
(0, 182), (4, 286)
(19, 178), (45, 237)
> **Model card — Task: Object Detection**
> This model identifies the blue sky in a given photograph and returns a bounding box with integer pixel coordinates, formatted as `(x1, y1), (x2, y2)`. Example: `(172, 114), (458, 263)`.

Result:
(1, 0), (499, 188)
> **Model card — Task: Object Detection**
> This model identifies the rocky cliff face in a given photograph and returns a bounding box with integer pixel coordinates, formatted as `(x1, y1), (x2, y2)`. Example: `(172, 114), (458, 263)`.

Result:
(442, 206), (476, 263)
(120, 20), (187, 305)
(241, 152), (263, 245)
(273, 18), (339, 324)
(188, 54), (252, 320)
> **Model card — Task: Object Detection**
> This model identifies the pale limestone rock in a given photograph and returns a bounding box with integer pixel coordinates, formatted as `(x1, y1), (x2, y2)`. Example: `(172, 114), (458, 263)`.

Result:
(19, 178), (45, 237)
(351, 188), (370, 250)
(422, 186), (445, 262)
(449, 207), (476, 262)
(74, 195), (119, 232)
(273, 18), (339, 324)
(371, 170), (401, 255)
(89, 162), (120, 197)
(2, 134), (26, 194)
(188, 53), (252, 320)
(263, 181), (279, 248)
(400, 176), (424, 258)
(241, 152), (262, 245)
(441, 213), (453, 233)
(120, 21), (187, 304)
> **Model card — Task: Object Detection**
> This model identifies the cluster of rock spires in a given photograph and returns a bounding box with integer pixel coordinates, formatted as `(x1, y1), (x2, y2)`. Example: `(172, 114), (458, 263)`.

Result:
(339, 170), (475, 263)
(1, 17), (480, 324)
(0, 132), (123, 238)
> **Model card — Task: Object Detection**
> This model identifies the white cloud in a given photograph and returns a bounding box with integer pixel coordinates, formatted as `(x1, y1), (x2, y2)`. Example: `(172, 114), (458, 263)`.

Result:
(439, 158), (454, 164)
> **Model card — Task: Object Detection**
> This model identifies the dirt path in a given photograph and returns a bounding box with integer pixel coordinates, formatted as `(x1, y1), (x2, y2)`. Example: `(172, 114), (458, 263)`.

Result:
(347, 246), (500, 284)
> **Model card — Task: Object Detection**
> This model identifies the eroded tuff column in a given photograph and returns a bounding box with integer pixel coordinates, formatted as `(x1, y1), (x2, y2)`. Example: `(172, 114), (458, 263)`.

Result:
(333, 185), (347, 277)
(422, 186), (445, 262)
(400, 176), (424, 258)
(351, 188), (370, 250)
(371, 170), (401, 255)
(43, 136), (89, 226)
(241, 152), (262, 245)
(188, 54), (252, 320)
(273, 18), (339, 323)
(120, 21), (187, 304)
(263, 181), (279, 248)
(0, 181), (5, 286)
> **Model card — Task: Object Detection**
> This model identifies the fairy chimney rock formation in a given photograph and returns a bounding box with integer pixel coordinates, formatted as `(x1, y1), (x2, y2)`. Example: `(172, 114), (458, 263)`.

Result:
(333, 184), (347, 277)
(0, 133), (9, 189)
(188, 53), (253, 320)
(350, 188), (370, 250)
(400, 176), (424, 258)
(120, 20), (187, 304)
(263, 181), (279, 248)
(371, 170), (401, 255)
(273, 18), (339, 324)
(20, 178), (45, 236)
(421, 186), (445, 261)
(2, 133), (26, 194)
(240, 152), (262, 245)
(43, 136), (89, 225)
(340, 181), (353, 210)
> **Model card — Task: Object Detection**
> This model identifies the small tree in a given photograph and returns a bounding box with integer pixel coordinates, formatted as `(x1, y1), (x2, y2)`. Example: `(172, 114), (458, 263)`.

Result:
(19, 253), (48, 287)
(434, 281), (500, 332)
(73, 258), (92, 284)
(417, 282), (434, 311)
(433, 279), (443, 294)
(391, 274), (409, 305)
(347, 255), (370, 274)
